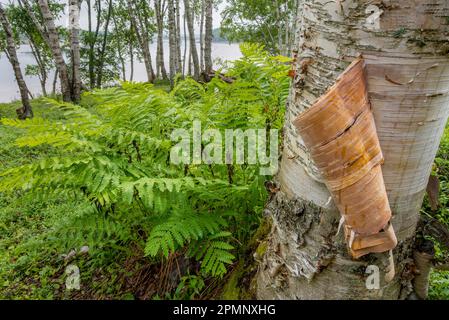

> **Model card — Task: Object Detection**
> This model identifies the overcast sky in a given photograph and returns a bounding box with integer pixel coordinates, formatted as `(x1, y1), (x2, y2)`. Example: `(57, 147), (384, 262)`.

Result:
(0, 0), (224, 30)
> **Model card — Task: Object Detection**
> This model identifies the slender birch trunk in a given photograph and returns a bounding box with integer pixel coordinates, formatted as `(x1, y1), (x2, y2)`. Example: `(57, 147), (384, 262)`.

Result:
(175, 0), (182, 74)
(96, 0), (113, 87)
(257, 0), (449, 300)
(203, 0), (213, 75)
(111, 6), (126, 82)
(182, 11), (187, 76)
(69, 0), (81, 103)
(168, 0), (178, 87)
(86, 0), (99, 89)
(184, 0), (200, 79)
(52, 69), (58, 96)
(154, 0), (168, 80)
(128, 0), (155, 83)
(199, 0), (204, 71)
(23, 0), (71, 102)
(129, 39), (134, 82)
(29, 40), (47, 96)
(0, 4), (33, 119)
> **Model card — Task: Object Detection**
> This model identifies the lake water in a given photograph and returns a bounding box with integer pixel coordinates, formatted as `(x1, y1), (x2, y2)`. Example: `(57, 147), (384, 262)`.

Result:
(0, 41), (242, 103)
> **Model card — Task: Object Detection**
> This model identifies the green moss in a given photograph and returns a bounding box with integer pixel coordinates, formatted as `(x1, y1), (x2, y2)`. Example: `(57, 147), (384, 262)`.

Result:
(221, 261), (244, 300)
(255, 241), (268, 260)
(220, 218), (272, 300)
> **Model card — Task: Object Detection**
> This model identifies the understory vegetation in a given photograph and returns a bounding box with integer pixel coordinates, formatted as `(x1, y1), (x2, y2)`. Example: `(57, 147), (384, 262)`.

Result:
(424, 125), (449, 300)
(0, 44), (448, 300)
(0, 44), (290, 299)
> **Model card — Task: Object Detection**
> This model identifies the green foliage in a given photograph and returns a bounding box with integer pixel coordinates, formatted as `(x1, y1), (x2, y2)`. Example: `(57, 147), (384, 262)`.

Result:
(422, 125), (449, 299)
(221, 0), (297, 54)
(0, 45), (289, 298)
(429, 271), (449, 300)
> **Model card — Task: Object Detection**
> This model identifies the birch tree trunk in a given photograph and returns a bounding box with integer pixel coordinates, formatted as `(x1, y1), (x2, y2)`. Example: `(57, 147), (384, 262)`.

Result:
(128, 0), (155, 83)
(154, 0), (168, 80)
(175, 0), (183, 74)
(36, 0), (72, 102)
(69, 0), (81, 103)
(86, 0), (99, 89)
(199, 0), (205, 71)
(168, 0), (178, 86)
(203, 0), (213, 75)
(184, 0), (200, 79)
(96, 0), (113, 87)
(28, 40), (47, 96)
(182, 11), (187, 76)
(111, 6), (126, 82)
(0, 4), (33, 119)
(129, 40), (134, 82)
(257, 0), (449, 300)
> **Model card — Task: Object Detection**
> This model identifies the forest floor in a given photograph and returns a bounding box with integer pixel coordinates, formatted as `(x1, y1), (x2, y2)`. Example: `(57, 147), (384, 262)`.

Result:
(0, 94), (448, 300)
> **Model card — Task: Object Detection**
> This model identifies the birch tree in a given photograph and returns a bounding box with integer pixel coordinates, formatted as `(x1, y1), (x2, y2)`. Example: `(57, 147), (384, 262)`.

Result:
(127, 0), (155, 83)
(0, 3), (33, 119)
(256, 0), (449, 300)
(175, 0), (182, 74)
(203, 0), (212, 76)
(95, 0), (113, 87)
(22, 0), (72, 102)
(167, 0), (178, 86)
(69, 0), (81, 103)
(154, 0), (168, 80)
(183, 0), (199, 79)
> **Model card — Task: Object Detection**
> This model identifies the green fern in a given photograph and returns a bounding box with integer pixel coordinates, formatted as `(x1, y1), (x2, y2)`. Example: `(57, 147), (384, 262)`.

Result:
(0, 44), (288, 284)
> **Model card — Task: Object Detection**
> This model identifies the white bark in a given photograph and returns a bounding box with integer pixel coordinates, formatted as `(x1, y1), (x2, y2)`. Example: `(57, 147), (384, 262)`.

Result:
(69, 0), (81, 103)
(128, 0), (155, 83)
(203, 0), (213, 75)
(168, 0), (178, 86)
(36, 0), (72, 102)
(184, 0), (200, 79)
(155, 0), (168, 79)
(0, 3), (33, 118)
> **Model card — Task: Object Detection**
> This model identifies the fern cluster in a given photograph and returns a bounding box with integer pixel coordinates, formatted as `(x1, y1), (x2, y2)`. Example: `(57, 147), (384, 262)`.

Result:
(0, 43), (290, 280)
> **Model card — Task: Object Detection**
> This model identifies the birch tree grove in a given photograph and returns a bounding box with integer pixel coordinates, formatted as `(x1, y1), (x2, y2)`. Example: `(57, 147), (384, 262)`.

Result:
(0, 3), (33, 119)
(256, 0), (449, 300)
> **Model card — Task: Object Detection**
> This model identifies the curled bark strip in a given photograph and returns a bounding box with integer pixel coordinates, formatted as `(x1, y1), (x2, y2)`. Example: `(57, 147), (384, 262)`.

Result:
(385, 74), (405, 86)
(385, 64), (439, 86)
(293, 58), (397, 258)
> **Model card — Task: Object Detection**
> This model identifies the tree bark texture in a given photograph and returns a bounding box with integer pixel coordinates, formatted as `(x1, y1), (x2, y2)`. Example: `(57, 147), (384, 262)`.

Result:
(69, 0), (81, 102)
(37, 0), (72, 102)
(257, 0), (449, 300)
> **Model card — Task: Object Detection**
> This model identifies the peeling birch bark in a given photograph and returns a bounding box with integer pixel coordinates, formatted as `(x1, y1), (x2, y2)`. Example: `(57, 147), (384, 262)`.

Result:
(257, 0), (449, 300)
(69, 0), (81, 103)
(0, 4), (33, 119)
